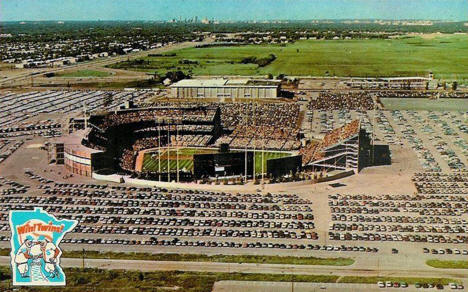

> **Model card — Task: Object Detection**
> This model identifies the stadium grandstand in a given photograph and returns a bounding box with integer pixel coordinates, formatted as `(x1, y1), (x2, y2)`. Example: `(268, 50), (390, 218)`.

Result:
(55, 102), (383, 182)
(300, 120), (374, 172)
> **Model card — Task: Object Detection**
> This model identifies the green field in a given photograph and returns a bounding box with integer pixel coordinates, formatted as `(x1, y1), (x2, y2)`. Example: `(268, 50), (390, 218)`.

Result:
(427, 259), (468, 269)
(56, 250), (355, 266)
(254, 151), (291, 173)
(0, 265), (459, 292)
(142, 147), (291, 174)
(381, 98), (468, 111)
(109, 35), (468, 80)
(56, 69), (112, 77)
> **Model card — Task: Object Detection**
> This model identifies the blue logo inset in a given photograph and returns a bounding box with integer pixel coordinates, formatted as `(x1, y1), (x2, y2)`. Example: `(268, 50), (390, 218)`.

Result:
(9, 208), (77, 286)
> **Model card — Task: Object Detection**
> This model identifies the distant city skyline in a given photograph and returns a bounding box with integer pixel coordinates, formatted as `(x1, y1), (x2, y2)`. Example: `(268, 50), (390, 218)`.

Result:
(1, 0), (468, 22)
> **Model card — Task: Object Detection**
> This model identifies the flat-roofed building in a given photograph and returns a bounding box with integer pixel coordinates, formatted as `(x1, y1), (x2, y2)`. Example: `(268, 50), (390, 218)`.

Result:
(345, 77), (431, 89)
(170, 78), (280, 99)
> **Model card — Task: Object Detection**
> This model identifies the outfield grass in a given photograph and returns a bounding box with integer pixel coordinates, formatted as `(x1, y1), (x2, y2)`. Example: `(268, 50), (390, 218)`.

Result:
(427, 259), (468, 269)
(142, 148), (217, 172)
(254, 151), (291, 174)
(109, 35), (468, 80)
(142, 148), (291, 173)
(56, 69), (112, 77)
(381, 98), (468, 111)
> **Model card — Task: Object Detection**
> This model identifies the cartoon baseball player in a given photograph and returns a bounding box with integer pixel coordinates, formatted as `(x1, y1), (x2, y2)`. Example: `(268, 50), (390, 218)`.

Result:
(14, 236), (33, 278)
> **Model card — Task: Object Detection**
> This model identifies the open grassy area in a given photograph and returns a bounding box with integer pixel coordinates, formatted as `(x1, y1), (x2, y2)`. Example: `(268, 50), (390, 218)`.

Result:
(0, 265), (460, 292)
(56, 69), (112, 77)
(339, 276), (460, 285)
(0, 248), (353, 266)
(0, 266), (339, 292)
(427, 259), (468, 269)
(109, 35), (468, 80)
(381, 98), (468, 111)
(63, 250), (354, 266)
(142, 148), (291, 173)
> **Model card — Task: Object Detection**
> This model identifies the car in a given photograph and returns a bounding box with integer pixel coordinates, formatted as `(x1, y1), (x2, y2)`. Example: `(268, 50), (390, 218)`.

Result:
(449, 283), (457, 289)
(392, 248), (399, 254)
(401, 282), (408, 288)
(377, 281), (385, 288)
(386, 281), (392, 287)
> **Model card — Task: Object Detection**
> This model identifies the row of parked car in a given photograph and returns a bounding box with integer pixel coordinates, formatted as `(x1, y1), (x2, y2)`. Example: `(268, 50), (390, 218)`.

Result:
(423, 247), (468, 255)
(378, 281), (464, 289)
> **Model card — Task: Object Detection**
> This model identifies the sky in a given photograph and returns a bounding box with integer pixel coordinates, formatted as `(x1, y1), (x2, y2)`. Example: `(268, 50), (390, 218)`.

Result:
(1, 0), (467, 22)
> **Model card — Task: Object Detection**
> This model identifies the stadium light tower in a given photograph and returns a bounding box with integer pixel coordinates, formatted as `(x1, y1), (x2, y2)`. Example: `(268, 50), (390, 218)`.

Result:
(82, 102), (89, 130)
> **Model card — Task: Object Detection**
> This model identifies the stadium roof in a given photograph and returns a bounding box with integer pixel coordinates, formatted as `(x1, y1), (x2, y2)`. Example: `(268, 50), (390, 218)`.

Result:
(170, 78), (280, 88)
(57, 130), (102, 154)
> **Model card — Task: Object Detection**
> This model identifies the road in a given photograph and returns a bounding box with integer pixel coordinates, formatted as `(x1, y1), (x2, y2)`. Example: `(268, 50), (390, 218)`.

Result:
(0, 38), (213, 87)
(0, 256), (466, 281)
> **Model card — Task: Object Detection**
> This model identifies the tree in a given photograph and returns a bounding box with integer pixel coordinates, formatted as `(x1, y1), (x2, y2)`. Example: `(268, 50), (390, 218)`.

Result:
(165, 70), (189, 82)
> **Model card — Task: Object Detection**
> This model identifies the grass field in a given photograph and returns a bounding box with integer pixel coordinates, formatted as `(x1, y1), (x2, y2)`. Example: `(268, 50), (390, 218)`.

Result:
(0, 266), (339, 292)
(254, 151), (291, 173)
(142, 147), (291, 173)
(427, 259), (468, 269)
(109, 35), (468, 80)
(56, 69), (112, 77)
(381, 98), (468, 111)
(0, 265), (459, 292)
(142, 148), (217, 172)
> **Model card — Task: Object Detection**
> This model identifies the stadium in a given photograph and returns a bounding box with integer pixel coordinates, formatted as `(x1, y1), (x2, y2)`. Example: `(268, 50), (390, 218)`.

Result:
(58, 102), (382, 184)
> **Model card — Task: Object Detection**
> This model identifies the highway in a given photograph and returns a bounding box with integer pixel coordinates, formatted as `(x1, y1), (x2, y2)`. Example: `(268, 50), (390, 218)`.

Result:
(0, 38), (213, 87)
(0, 256), (466, 281)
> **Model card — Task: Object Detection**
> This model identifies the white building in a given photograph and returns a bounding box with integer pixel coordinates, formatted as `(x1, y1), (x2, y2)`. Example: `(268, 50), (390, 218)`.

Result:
(170, 78), (280, 99)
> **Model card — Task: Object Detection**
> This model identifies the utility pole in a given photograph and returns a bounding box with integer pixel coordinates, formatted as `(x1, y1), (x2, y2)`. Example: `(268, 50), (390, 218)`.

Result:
(176, 122), (179, 182)
(82, 248), (85, 269)
(244, 107), (248, 182)
(158, 118), (161, 181)
(252, 102), (256, 181)
(372, 103), (376, 165)
(261, 125), (265, 188)
(167, 126), (170, 182)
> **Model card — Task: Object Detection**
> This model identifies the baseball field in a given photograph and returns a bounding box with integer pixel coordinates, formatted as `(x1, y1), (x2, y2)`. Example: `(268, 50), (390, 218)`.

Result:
(141, 147), (291, 174)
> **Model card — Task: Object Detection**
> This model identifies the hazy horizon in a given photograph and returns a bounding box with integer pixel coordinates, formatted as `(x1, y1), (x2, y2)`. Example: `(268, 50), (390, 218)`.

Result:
(1, 0), (467, 22)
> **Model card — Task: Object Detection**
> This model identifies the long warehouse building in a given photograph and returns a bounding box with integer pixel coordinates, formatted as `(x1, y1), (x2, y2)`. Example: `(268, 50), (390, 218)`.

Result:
(170, 78), (280, 99)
